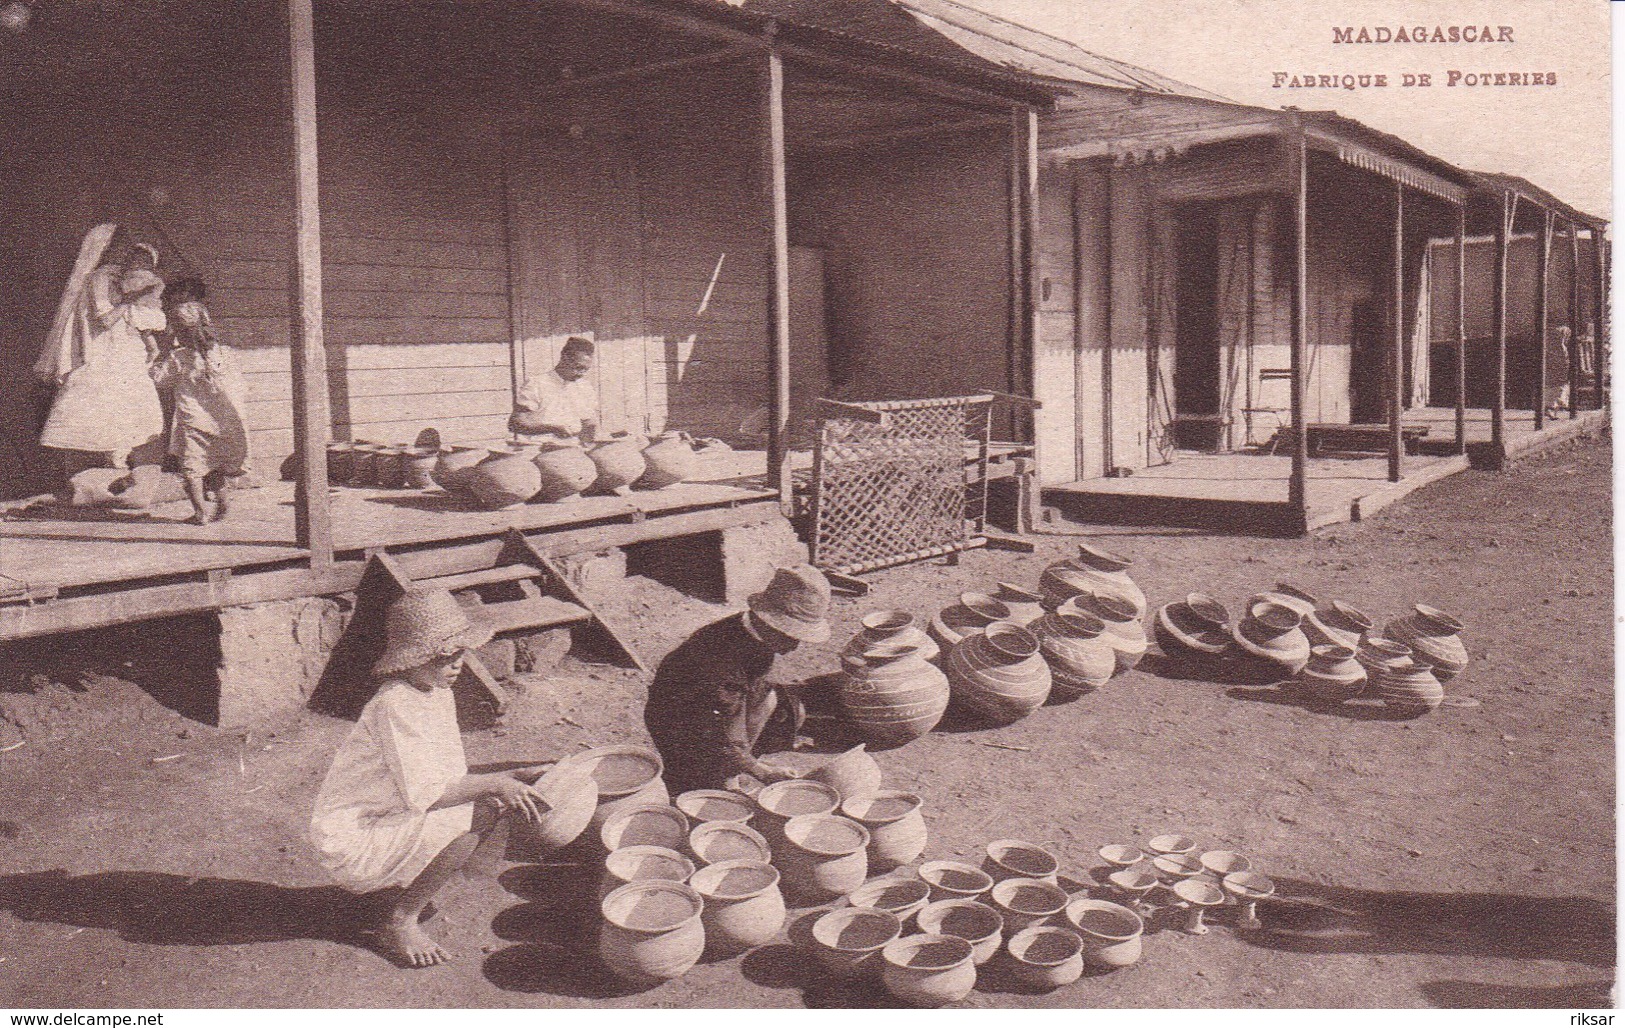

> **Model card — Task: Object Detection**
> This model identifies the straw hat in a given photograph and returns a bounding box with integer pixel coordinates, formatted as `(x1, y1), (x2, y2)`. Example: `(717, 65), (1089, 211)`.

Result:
(373, 588), (496, 677)
(747, 564), (831, 644)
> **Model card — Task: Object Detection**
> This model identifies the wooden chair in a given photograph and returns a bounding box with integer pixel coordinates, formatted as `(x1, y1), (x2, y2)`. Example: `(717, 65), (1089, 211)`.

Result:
(1242, 368), (1295, 453)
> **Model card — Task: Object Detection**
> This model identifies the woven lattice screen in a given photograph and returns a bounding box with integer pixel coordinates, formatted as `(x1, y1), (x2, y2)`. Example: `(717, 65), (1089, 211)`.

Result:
(809, 396), (993, 576)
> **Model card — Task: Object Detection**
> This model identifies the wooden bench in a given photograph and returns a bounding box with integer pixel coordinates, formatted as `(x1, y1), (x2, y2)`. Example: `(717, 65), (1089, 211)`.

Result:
(1293, 423), (1431, 457)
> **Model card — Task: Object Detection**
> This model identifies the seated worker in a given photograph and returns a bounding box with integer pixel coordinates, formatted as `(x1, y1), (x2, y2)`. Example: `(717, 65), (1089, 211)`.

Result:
(644, 564), (831, 792)
(510, 336), (599, 446)
(310, 589), (553, 968)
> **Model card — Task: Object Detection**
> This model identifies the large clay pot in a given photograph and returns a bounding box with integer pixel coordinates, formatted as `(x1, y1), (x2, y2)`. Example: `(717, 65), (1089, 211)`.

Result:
(510, 761), (599, 853)
(598, 880), (706, 985)
(916, 898), (1003, 965)
(587, 438), (647, 495)
(688, 820), (773, 867)
(559, 745), (670, 832)
(374, 446), (409, 489)
(804, 744), (883, 803)
(928, 592), (1011, 651)
(945, 622), (1051, 725)
(849, 876), (932, 930)
(1357, 636), (1414, 680)
(841, 790), (927, 871)
(839, 642), (950, 747)
(638, 431), (695, 489)
(753, 779), (841, 855)
(983, 839), (1060, 885)
(1297, 644), (1368, 705)
(1384, 604), (1469, 681)
(689, 859), (785, 956)
(1303, 599), (1374, 650)
(1250, 583), (1319, 619)
(842, 609), (939, 664)
(465, 450), (542, 509)
(1375, 659), (1445, 717)
(780, 814), (870, 903)
(1040, 542), (1146, 618)
(1064, 897), (1144, 968)
(880, 934), (977, 1007)
(532, 443), (597, 503)
(1029, 610), (1115, 699)
(674, 790), (755, 826)
(1060, 594), (1147, 673)
(988, 877), (1069, 936)
(1232, 601), (1312, 677)
(810, 906), (902, 980)
(600, 844), (695, 902)
(1007, 926), (1086, 990)
(431, 445), (486, 494)
(991, 583), (1045, 626)
(599, 803), (692, 853)
(325, 442), (357, 485)
(1152, 594), (1233, 660)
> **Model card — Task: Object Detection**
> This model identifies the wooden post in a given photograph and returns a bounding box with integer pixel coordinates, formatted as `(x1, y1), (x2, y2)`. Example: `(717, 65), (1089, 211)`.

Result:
(1388, 182), (1404, 483)
(1593, 229), (1608, 412)
(762, 38), (792, 512)
(1454, 205), (1467, 454)
(1490, 191), (1512, 457)
(1534, 209), (1553, 430)
(289, 0), (333, 569)
(1287, 130), (1309, 515)
(1017, 108), (1041, 525)
(1569, 222), (1582, 418)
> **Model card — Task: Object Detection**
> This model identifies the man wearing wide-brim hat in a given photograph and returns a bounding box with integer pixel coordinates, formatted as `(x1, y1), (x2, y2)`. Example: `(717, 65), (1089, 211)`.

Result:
(644, 564), (832, 792)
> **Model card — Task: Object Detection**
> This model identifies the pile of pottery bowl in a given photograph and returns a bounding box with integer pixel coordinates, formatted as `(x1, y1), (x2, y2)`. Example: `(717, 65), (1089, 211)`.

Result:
(1093, 833), (1275, 936)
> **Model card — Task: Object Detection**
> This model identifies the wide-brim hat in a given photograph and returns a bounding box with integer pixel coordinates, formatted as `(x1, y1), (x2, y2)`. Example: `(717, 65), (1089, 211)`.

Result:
(373, 588), (496, 677)
(747, 564), (832, 644)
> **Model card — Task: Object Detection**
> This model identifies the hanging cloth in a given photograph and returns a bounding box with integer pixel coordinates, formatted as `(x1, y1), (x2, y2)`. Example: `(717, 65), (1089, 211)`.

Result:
(33, 223), (120, 384)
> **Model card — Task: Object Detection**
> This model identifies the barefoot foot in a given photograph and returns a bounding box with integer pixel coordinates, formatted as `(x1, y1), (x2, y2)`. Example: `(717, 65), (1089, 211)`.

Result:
(375, 917), (449, 968)
(210, 496), (230, 522)
(183, 512), (207, 526)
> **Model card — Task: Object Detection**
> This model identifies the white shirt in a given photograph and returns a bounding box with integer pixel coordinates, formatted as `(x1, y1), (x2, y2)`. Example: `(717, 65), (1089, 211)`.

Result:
(514, 368), (599, 440)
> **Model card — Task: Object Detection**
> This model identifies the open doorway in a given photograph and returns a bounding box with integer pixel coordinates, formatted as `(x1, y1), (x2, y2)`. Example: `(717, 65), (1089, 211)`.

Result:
(1172, 203), (1224, 450)
(1349, 296), (1388, 423)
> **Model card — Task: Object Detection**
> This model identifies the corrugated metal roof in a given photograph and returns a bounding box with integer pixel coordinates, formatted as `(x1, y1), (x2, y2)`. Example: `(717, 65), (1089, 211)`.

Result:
(1472, 171), (1607, 229)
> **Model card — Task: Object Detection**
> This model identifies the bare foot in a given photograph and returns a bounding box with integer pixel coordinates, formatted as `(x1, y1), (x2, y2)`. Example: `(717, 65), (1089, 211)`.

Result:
(183, 512), (207, 526)
(375, 916), (449, 968)
(210, 495), (230, 522)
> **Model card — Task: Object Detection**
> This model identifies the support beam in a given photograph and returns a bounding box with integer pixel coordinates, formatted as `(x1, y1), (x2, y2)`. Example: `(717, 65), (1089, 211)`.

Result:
(1490, 191), (1513, 455)
(1287, 130), (1310, 513)
(1454, 206), (1467, 454)
(532, 46), (754, 98)
(1388, 182), (1404, 483)
(1593, 230), (1608, 413)
(802, 114), (1005, 152)
(1017, 111), (1042, 525)
(1534, 209), (1553, 430)
(761, 41), (793, 512)
(288, 0), (333, 570)
(1570, 222), (1582, 418)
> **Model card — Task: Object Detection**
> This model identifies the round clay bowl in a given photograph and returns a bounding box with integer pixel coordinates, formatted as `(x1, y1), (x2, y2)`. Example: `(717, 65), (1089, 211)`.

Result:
(848, 876), (932, 929)
(675, 789), (756, 825)
(961, 591), (1012, 623)
(989, 877), (1069, 935)
(515, 761), (599, 851)
(1006, 925), (1086, 990)
(1152, 852), (1206, 882)
(756, 779), (842, 821)
(1063, 897), (1144, 968)
(810, 906), (903, 979)
(916, 898), (1004, 965)
(600, 845), (695, 901)
(879, 933), (977, 1007)
(1147, 833), (1197, 856)
(983, 839), (1061, 884)
(1247, 600), (1303, 633)
(599, 803), (692, 853)
(804, 744), (883, 803)
(1223, 871), (1277, 902)
(598, 880), (705, 985)
(1097, 843), (1144, 868)
(1076, 541), (1133, 572)
(1107, 868), (1159, 896)
(688, 820), (772, 866)
(919, 860), (994, 903)
(1172, 877), (1226, 908)
(1413, 603), (1465, 634)
(1199, 850), (1251, 878)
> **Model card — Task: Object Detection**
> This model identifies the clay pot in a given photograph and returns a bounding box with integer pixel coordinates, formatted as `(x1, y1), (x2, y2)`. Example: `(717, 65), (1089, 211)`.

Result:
(992, 583), (1046, 626)
(638, 431), (695, 489)
(810, 906), (902, 980)
(374, 446), (408, 489)
(586, 438), (647, 495)
(599, 803), (692, 853)
(1375, 659), (1445, 716)
(510, 761), (599, 853)
(348, 443), (384, 487)
(983, 839), (1061, 885)
(1040, 542), (1146, 618)
(1028, 611), (1115, 700)
(1357, 636), (1414, 678)
(325, 442), (357, 485)
(431, 445), (486, 494)
(880, 934), (977, 1007)
(1232, 601), (1312, 677)
(1153, 593), (1233, 659)
(688, 820), (772, 867)
(842, 609), (939, 664)
(928, 592), (1011, 650)
(598, 880), (705, 985)
(600, 844), (695, 902)
(675, 790), (755, 826)
(988, 877), (1069, 936)
(403, 447), (439, 489)
(839, 642), (951, 747)
(689, 859), (785, 956)
(944, 622), (1052, 726)
(1172, 877), (1226, 934)
(841, 790), (927, 871)
(1384, 604), (1469, 681)
(531, 443), (597, 503)
(1250, 583), (1319, 619)
(1007, 926), (1086, 990)
(804, 744), (883, 803)
(780, 814), (870, 903)
(916, 898), (1004, 965)
(1064, 897), (1144, 968)
(1097, 844), (1144, 869)
(849, 876), (932, 930)
(919, 860), (994, 903)
(465, 450), (542, 510)
(1060, 593), (1147, 673)
(1198, 850), (1251, 879)
(1151, 851), (1205, 883)
(753, 779), (841, 854)
(1303, 599), (1374, 650)
(558, 745), (669, 832)
(1297, 644), (1368, 704)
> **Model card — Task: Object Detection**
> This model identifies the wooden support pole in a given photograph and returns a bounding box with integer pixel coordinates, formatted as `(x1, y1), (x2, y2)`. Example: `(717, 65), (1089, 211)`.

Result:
(1454, 205), (1467, 454)
(1534, 209), (1553, 430)
(1017, 107), (1041, 528)
(1570, 222), (1582, 418)
(1593, 230), (1608, 412)
(1287, 130), (1309, 513)
(1388, 182), (1404, 483)
(762, 40), (792, 512)
(289, 0), (333, 570)
(1490, 191), (1512, 456)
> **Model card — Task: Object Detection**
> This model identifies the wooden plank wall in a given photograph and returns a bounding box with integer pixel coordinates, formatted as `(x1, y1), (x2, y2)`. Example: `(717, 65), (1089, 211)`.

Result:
(1107, 166), (1152, 470)
(1033, 164), (1077, 481)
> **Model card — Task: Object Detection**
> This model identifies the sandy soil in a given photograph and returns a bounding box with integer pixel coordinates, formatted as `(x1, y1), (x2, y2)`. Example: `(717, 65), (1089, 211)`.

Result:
(0, 438), (1613, 1009)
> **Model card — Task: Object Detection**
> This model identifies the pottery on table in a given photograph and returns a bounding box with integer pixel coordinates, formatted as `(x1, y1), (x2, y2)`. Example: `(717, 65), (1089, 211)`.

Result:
(348, 443), (384, 487)
(1375, 658), (1445, 716)
(599, 802), (691, 854)
(1153, 593), (1233, 659)
(600, 844), (695, 902)
(983, 839), (1061, 885)
(919, 860), (995, 904)
(880, 934), (978, 1007)
(558, 745), (669, 832)
(689, 859), (786, 956)
(325, 442), (357, 485)
(1028, 610), (1115, 700)
(1303, 599), (1374, 650)
(1040, 542), (1147, 618)
(1064, 897), (1145, 968)
(586, 437), (647, 495)
(841, 790), (927, 871)
(988, 877), (1069, 937)
(843, 609), (940, 663)
(1298, 644), (1368, 704)
(638, 431), (695, 489)
(928, 592), (1012, 651)
(1059, 593), (1147, 673)
(510, 761), (599, 853)
(464, 449), (542, 509)
(531, 442), (597, 503)
(688, 820), (773, 867)
(779, 814), (870, 903)
(1233, 600), (1312, 677)
(753, 779), (841, 854)
(805, 744), (883, 803)
(374, 446), (409, 489)
(809, 906), (902, 980)
(430, 445), (486, 495)
(992, 582), (1046, 626)
(916, 898), (1004, 965)
(1171, 877), (1226, 934)
(848, 876), (932, 930)
(945, 621), (1052, 725)
(839, 641), (951, 747)
(1007, 926), (1086, 990)
(599, 880), (706, 985)
(1223, 871), (1276, 929)
(1384, 604), (1469, 681)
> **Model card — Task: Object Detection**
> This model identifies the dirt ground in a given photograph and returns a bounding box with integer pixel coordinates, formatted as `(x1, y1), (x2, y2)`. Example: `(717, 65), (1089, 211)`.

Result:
(0, 438), (1613, 1009)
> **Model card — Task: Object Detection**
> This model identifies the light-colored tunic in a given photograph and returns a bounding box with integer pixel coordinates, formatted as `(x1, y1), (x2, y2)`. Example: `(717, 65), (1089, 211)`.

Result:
(514, 368), (599, 443)
(310, 681), (473, 894)
(149, 338), (251, 477)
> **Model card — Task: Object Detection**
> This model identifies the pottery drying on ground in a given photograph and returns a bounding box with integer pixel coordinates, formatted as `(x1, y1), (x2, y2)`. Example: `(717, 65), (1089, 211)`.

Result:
(842, 609), (939, 663)
(780, 814), (870, 903)
(983, 839), (1060, 885)
(1374, 658), (1445, 716)
(674, 789), (755, 826)
(1250, 583), (1319, 619)
(558, 744), (669, 832)
(1059, 593), (1147, 673)
(599, 880), (706, 985)
(880, 934), (977, 1007)
(915, 898), (1003, 965)
(638, 431), (695, 489)
(1223, 871), (1276, 929)
(1303, 599), (1374, 650)
(599, 802), (692, 853)
(586, 438), (647, 495)
(928, 592), (1012, 651)
(689, 859), (785, 956)
(1028, 610), (1115, 700)
(991, 582), (1045, 626)
(1172, 877), (1226, 934)
(531, 443), (597, 503)
(1007, 926), (1086, 990)
(919, 860), (994, 903)
(688, 820), (772, 867)
(944, 621), (1052, 725)
(848, 876), (932, 930)
(1040, 541), (1146, 618)
(464, 449), (542, 509)
(804, 744), (882, 803)
(600, 844), (695, 901)
(1384, 604), (1469, 681)
(1297, 644), (1367, 704)
(840, 642), (950, 747)
(1232, 600), (1311, 677)
(988, 877), (1069, 936)
(810, 906), (902, 979)
(1064, 897), (1144, 968)
(841, 790), (927, 871)
(753, 778), (840, 854)
(1152, 593), (1233, 660)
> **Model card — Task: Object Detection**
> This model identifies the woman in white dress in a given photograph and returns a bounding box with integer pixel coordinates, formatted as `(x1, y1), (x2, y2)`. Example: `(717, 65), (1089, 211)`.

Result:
(34, 224), (168, 471)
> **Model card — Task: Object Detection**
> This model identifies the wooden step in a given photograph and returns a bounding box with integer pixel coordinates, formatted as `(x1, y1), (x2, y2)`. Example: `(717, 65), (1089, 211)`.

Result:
(480, 595), (591, 634)
(422, 564), (542, 593)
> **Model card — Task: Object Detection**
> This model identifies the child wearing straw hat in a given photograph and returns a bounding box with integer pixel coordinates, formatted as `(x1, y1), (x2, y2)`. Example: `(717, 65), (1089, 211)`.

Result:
(310, 588), (552, 968)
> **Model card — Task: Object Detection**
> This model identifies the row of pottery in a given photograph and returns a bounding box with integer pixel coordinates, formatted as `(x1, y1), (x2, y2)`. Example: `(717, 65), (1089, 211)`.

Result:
(419, 431), (697, 511)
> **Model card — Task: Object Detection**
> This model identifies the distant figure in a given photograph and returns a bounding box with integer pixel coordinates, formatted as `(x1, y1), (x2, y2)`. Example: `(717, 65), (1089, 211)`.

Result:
(35, 225), (167, 472)
(310, 590), (556, 968)
(510, 336), (599, 446)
